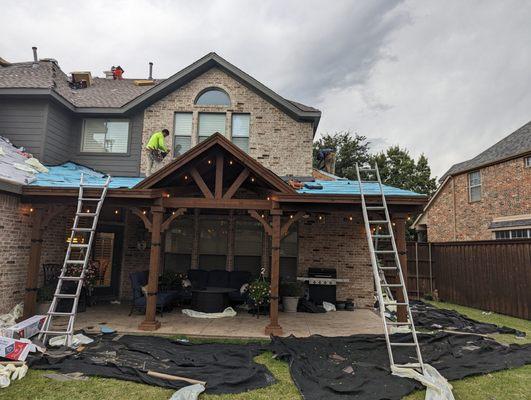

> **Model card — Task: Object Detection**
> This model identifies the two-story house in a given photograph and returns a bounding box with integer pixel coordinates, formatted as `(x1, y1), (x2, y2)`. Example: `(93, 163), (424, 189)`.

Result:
(414, 122), (531, 241)
(0, 50), (426, 334)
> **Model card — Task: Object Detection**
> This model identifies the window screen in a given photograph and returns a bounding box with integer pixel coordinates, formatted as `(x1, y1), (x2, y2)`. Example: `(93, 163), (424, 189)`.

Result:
(195, 89), (230, 106)
(81, 119), (129, 153)
(232, 114), (250, 153)
(234, 218), (262, 256)
(165, 217), (194, 254)
(198, 113), (226, 142)
(199, 218), (228, 255)
(174, 112), (192, 156)
(468, 171), (481, 202)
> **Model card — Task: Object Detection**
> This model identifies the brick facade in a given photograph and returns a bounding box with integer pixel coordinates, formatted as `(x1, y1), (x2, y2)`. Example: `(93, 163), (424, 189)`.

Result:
(141, 67), (314, 177)
(423, 156), (531, 241)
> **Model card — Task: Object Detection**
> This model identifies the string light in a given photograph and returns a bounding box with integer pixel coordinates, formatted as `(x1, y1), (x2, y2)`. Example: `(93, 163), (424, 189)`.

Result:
(29, 208), (34, 213)
(172, 211), (176, 215)
(86, 209), (90, 213)
(318, 215), (323, 220)
(114, 210), (119, 215)
(349, 216), (353, 221)
(142, 210), (146, 215)
(229, 160), (233, 165)
(165, 193), (170, 198)
(251, 177), (255, 182)
(207, 160), (212, 164)
(261, 214), (265, 218)
(184, 175), (188, 180)
(407, 216), (411, 221)
(266, 196), (271, 201)
(290, 214), (293, 219)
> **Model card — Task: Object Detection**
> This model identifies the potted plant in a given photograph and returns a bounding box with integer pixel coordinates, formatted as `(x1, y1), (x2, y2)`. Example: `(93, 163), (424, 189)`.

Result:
(159, 270), (183, 291)
(280, 281), (305, 313)
(248, 277), (270, 316)
(37, 284), (55, 314)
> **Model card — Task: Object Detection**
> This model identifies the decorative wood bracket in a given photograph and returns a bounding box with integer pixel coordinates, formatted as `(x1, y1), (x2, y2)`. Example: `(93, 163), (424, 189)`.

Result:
(248, 210), (273, 236)
(161, 208), (187, 232)
(248, 209), (303, 239)
(132, 208), (153, 232)
(280, 211), (305, 238)
(223, 168), (250, 199)
(190, 167), (214, 199)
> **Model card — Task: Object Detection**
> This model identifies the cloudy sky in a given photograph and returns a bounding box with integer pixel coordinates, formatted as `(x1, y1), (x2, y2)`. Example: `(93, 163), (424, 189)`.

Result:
(2, 0), (531, 177)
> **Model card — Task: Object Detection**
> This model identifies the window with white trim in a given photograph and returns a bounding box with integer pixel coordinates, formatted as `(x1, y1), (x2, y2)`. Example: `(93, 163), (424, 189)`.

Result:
(495, 229), (531, 239)
(525, 156), (531, 168)
(195, 89), (231, 106)
(231, 114), (250, 153)
(468, 170), (481, 202)
(81, 119), (129, 153)
(174, 112), (192, 156)
(198, 113), (226, 142)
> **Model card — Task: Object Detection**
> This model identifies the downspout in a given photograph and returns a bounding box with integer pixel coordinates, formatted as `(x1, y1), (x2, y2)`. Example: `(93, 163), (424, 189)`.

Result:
(451, 176), (457, 241)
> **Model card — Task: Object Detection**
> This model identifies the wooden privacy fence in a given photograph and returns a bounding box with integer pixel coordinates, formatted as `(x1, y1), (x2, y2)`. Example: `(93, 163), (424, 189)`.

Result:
(402, 240), (531, 320)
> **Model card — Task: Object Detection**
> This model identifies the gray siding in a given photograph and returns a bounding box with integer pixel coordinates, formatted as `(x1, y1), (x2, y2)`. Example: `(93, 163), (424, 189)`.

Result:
(0, 98), (47, 158)
(71, 112), (143, 177)
(42, 102), (72, 165)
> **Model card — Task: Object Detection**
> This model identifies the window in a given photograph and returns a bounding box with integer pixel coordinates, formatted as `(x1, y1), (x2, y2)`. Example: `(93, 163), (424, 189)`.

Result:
(468, 170), (481, 202)
(81, 119), (129, 153)
(525, 156), (531, 168)
(198, 113), (226, 142)
(234, 218), (263, 277)
(232, 114), (250, 153)
(195, 89), (231, 106)
(164, 217), (194, 273)
(174, 112), (193, 156)
(495, 229), (531, 240)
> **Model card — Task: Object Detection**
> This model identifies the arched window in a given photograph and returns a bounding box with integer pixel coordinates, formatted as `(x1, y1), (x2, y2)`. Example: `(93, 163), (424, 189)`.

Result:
(195, 88), (231, 106)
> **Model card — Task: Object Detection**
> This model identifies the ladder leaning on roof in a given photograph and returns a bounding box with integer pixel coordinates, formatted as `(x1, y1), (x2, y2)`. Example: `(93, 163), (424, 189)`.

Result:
(38, 173), (111, 346)
(355, 163), (425, 374)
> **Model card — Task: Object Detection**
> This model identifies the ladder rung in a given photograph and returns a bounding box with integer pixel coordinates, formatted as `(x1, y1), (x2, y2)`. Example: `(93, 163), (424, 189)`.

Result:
(40, 330), (73, 335)
(384, 302), (408, 306)
(379, 266), (398, 270)
(372, 234), (391, 239)
(375, 250), (395, 254)
(381, 283), (403, 288)
(369, 220), (388, 224)
(80, 183), (106, 188)
(72, 227), (95, 232)
(69, 243), (89, 248)
(367, 206), (385, 210)
(395, 363), (422, 369)
(77, 212), (97, 217)
(386, 321), (411, 326)
(54, 294), (78, 299)
(48, 311), (74, 317)
(79, 197), (101, 201)
(360, 168), (376, 172)
(390, 342), (417, 347)
(60, 276), (83, 281)
(65, 260), (85, 265)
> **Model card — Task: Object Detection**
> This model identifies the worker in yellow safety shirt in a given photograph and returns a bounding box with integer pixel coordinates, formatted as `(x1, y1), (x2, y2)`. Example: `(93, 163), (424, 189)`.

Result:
(146, 129), (170, 176)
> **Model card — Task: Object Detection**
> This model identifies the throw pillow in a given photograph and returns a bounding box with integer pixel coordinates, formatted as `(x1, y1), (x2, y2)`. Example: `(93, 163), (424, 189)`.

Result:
(141, 285), (148, 297)
(182, 278), (191, 288)
(240, 283), (250, 294)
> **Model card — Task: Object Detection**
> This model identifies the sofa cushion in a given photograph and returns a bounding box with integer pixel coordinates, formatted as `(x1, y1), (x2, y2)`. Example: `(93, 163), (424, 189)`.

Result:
(130, 271), (149, 299)
(188, 269), (209, 289)
(207, 269), (230, 288)
(229, 271), (252, 289)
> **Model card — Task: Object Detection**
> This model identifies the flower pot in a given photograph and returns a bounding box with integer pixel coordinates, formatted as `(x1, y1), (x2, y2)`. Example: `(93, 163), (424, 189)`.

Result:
(37, 302), (52, 315)
(283, 296), (300, 313)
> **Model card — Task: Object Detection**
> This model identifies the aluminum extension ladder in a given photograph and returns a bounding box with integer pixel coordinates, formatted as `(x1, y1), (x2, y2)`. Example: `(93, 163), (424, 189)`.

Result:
(39, 173), (111, 346)
(355, 163), (425, 374)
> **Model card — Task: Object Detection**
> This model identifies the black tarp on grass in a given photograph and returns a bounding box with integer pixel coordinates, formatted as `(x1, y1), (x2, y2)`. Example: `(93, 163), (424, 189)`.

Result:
(29, 335), (275, 394)
(270, 332), (531, 400)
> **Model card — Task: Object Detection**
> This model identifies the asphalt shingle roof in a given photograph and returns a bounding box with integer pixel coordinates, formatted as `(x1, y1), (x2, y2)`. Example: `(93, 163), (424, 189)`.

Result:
(441, 121), (531, 181)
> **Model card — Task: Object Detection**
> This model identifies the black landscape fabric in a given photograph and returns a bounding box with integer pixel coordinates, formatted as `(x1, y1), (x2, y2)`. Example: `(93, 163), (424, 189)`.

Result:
(411, 300), (526, 336)
(29, 334), (275, 394)
(270, 332), (531, 400)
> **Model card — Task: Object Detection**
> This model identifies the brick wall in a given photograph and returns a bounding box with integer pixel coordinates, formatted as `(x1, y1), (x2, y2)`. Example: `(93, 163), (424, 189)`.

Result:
(425, 156), (531, 241)
(298, 213), (374, 308)
(141, 67), (314, 177)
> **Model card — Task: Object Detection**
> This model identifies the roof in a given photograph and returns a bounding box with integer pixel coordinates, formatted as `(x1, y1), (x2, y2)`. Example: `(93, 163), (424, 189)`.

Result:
(0, 53), (321, 129)
(441, 120), (531, 181)
(30, 162), (143, 188)
(488, 214), (531, 230)
(297, 179), (425, 197)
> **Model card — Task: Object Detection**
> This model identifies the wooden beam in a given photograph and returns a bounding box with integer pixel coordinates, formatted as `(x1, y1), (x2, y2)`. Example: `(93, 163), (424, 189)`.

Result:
(215, 153), (224, 199)
(248, 210), (272, 236)
(131, 207), (152, 232)
(393, 214), (408, 323)
(161, 208), (187, 232)
(223, 168), (250, 199)
(265, 212), (283, 336)
(190, 167), (214, 199)
(163, 197), (271, 210)
(139, 206), (164, 331)
(280, 211), (305, 238)
(23, 208), (44, 319)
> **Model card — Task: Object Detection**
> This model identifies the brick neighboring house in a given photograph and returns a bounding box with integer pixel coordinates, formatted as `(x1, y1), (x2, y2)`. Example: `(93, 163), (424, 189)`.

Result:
(0, 50), (425, 334)
(414, 122), (531, 242)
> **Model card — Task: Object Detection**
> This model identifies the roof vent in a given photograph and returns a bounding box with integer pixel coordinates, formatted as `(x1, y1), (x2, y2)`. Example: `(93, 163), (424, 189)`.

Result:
(148, 62), (153, 80)
(70, 71), (93, 89)
(32, 46), (38, 67)
(104, 70), (114, 79)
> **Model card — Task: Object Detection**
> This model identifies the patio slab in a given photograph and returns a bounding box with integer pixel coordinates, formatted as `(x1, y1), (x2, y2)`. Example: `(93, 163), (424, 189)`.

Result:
(74, 304), (384, 338)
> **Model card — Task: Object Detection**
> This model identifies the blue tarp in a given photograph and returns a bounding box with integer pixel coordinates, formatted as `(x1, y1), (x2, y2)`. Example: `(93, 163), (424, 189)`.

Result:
(30, 162), (143, 189)
(297, 179), (424, 197)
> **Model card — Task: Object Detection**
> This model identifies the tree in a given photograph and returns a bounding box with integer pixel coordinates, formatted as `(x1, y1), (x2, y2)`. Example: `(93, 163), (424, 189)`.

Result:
(371, 146), (437, 196)
(313, 132), (371, 179)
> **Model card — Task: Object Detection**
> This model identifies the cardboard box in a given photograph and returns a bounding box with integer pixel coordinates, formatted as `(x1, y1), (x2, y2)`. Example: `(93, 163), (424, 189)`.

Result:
(4, 315), (46, 339)
(0, 337), (31, 361)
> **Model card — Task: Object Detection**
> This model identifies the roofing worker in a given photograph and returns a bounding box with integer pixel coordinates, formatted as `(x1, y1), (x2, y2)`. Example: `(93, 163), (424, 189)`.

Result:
(146, 129), (170, 176)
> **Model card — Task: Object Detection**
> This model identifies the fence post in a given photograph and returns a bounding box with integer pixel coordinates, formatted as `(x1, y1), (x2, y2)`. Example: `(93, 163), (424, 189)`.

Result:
(415, 242), (420, 299)
(428, 242), (433, 294)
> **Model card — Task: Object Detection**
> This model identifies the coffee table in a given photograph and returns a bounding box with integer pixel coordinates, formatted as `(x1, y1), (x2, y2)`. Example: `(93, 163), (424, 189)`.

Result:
(191, 287), (235, 313)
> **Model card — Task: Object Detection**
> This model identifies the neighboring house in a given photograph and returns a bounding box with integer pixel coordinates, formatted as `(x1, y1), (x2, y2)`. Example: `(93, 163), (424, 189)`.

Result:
(414, 122), (531, 242)
(0, 50), (426, 334)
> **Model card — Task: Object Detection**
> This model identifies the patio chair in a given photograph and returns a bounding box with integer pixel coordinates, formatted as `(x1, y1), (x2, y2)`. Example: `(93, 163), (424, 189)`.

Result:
(129, 271), (179, 317)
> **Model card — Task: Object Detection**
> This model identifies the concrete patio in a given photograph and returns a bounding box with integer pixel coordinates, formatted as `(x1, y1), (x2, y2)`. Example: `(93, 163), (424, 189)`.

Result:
(74, 304), (384, 338)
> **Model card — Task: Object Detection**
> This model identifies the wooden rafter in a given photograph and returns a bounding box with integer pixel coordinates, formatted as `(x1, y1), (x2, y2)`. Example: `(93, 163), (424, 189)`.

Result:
(131, 207), (152, 232)
(161, 208), (187, 232)
(223, 168), (250, 199)
(190, 167), (214, 199)
(248, 210), (272, 236)
(215, 153), (224, 199)
(280, 211), (305, 238)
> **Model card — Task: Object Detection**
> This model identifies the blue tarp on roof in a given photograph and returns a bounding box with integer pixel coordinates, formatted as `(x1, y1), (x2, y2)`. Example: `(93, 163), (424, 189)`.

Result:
(30, 162), (143, 189)
(297, 179), (424, 197)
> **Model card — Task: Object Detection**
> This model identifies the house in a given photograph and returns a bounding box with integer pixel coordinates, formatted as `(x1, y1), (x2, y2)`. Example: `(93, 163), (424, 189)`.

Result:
(414, 122), (531, 242)
(0, 50), (426, 335)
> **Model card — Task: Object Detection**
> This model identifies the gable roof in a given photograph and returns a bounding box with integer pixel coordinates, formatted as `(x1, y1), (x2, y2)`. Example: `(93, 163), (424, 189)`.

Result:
(440, 120), (531, 181)
(0, 53), (321, 129)
(136, 132), (295, 195)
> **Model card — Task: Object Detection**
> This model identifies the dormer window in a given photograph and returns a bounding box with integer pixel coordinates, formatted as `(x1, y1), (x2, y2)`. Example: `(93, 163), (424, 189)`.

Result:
(195, 88), (231, 106)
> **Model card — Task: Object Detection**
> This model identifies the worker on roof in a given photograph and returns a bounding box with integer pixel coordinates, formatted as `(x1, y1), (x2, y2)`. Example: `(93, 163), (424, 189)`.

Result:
(146, 129), (170, 176)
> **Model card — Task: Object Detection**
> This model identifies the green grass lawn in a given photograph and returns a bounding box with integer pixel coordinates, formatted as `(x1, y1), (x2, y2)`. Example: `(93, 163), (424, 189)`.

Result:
(0, 302), (529, 400)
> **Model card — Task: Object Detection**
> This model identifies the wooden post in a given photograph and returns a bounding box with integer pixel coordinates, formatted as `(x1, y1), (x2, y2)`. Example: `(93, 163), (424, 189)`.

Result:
(265, 211), (283, 336)
(139, 206), (164, 331)
(23, 208), (43, 319)
(393, 215), (408, 322)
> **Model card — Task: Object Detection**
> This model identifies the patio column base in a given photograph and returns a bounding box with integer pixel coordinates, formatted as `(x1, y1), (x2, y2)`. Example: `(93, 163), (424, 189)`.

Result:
(138, 319), (161, 331)
(264, 324), (283, 336)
